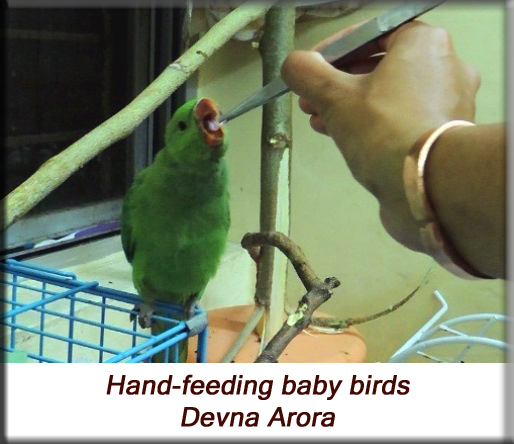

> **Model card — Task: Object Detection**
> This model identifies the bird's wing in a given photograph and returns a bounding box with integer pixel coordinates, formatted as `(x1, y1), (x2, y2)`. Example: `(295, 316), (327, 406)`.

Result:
(120, 169), (147, 264)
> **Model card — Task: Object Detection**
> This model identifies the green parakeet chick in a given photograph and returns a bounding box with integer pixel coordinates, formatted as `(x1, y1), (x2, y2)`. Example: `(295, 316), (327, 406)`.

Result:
(121, 98), (229, 362)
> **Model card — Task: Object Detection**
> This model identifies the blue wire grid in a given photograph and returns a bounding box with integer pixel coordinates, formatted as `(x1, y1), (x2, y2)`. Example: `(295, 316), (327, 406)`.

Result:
(1, 259), (208, 363)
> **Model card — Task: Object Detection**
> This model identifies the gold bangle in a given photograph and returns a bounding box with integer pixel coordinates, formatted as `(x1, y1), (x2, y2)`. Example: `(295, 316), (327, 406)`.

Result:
(403, 120), (492, 279)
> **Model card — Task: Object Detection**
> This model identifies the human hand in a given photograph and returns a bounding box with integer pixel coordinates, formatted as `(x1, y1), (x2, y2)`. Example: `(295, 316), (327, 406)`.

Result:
(281, 21), (481, 251)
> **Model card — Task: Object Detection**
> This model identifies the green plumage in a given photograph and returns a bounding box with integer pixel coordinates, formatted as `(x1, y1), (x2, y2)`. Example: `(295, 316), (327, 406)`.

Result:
(121, 98), (229, 362)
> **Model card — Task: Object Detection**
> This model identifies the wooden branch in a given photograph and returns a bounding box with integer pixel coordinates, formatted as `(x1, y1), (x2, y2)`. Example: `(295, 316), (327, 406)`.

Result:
(308, 283), (421, 332)
(242, 232), (428, 362)
(241, 231), (341, 363)
(254, 6), (295, 345)
(307, 265), (434, 332)
(255, 277), (340, 363)
(242, 232), (321, 291)
(1, 1), (275, 231)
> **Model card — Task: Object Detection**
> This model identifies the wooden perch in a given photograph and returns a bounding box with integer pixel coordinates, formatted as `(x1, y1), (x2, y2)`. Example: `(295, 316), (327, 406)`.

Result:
(255, 5), (295, 346)
(241, 232), (341, 363)
(1, 1), (275, 231)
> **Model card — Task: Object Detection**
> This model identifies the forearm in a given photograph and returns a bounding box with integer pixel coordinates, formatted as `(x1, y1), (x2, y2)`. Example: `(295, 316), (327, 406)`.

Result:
(425, 123), (506, 278)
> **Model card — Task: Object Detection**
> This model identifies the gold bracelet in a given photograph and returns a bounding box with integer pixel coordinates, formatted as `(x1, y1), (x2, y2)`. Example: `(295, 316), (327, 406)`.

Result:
(403, 120), (491, 279)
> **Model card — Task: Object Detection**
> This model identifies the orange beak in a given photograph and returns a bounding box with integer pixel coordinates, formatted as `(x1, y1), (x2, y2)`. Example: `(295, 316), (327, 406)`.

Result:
(194, 98), (224, 147)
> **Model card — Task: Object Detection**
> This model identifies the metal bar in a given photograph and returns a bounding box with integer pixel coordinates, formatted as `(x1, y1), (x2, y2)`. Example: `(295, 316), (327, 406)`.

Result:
(2, 288), (192, 328)
(99, 296), (107, 363)
(28, 354), (60, 363)
(2, 261), (190, 317)
(132, 316), (138, 351)
(10, 274), (18, 349)
(423, 313), (508, 341)
(451, 317), (498, 363)
(1, 285), (178, 325)
(221, 305), (265, 363)
(0, 279), (179, 322)
(391, 290), (448, 358)
(67, 296), (76, 363)
(39, 282), (46, 359)
(197, 327), (208, 363)
(416, 352), (447, 363)
(69, 296), (141, 319)
(441, 313), (508, 327)
(2, 321), (121, 355)
(6, 259), (77, 278)
(389, 336), (510, 363)
(105, 323), (187, 363)
(4, 299), (153, 339)
(1, 346), (61, 363)
(72, 295), (184, 323)
(1, 280), (59, 296)
(2, 264), (82, 285)
(2, 282), (98, 319)
(128, 332), (189, 363)
(438, 326), (468, 337)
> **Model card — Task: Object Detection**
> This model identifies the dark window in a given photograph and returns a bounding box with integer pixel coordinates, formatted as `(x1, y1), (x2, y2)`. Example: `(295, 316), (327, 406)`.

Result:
(4, 8), (185, 254)
(6, 9), (131, 213)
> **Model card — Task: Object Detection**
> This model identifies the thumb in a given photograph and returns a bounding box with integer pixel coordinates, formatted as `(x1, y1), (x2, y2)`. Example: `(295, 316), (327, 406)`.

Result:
(281, 50), (358, 110)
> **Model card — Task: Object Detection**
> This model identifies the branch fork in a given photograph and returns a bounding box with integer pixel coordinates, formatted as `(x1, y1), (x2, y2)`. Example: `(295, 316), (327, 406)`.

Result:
(241, 231), (341, 363)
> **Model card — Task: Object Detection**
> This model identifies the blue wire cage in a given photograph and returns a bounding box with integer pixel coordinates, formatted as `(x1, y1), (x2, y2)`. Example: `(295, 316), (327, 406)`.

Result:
(1, 259), (208, 363)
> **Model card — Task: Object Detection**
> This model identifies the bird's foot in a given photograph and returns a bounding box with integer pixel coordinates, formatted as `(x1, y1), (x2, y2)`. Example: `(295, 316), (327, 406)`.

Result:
(129, 303), (154, 329)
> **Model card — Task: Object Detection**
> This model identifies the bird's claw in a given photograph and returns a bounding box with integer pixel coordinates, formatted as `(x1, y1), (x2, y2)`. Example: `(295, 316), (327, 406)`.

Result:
(129, 303), (154, 329)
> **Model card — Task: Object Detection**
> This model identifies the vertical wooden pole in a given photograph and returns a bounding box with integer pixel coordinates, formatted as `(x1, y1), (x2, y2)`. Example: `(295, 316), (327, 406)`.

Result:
(256, 6), (296, 347)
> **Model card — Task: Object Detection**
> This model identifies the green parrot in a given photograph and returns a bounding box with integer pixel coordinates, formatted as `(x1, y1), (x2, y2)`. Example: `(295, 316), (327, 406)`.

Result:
(121, 98), (229, 362)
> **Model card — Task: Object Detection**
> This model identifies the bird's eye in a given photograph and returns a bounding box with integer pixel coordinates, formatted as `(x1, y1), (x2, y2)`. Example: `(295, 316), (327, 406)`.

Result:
(178, 121), (187, 131)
